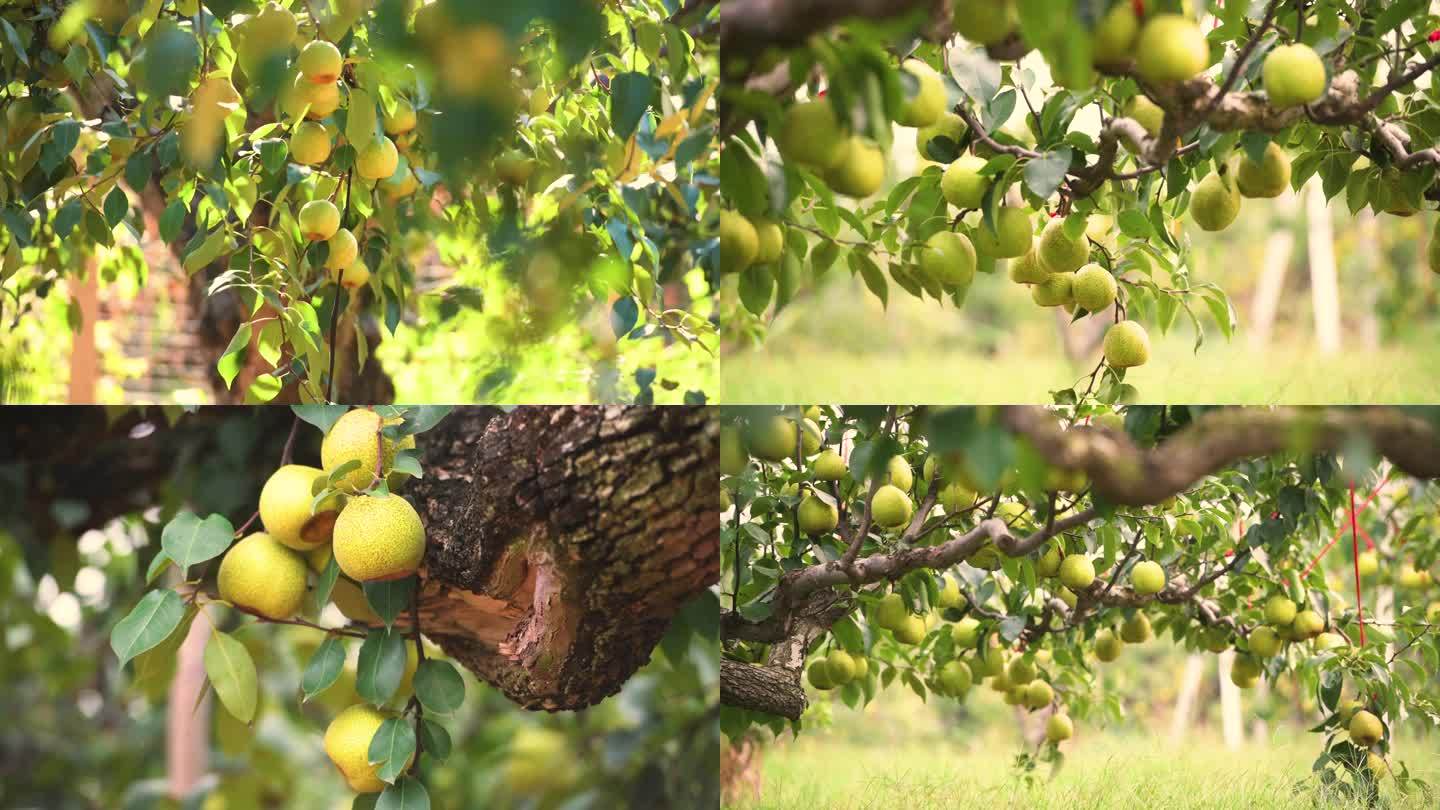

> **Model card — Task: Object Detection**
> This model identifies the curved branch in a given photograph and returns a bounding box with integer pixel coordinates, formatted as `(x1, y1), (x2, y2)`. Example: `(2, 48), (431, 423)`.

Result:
(1001, 406), (1440, 507)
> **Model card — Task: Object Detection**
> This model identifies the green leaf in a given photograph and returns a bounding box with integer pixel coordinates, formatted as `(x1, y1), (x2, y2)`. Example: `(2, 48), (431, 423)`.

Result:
(111, 589), (187, 669)
(137, 20), (200, 99)
(357, 627), (407, 705)
(218, 323), (251, 388)
(313, 553), (341, 614)
(418, 718), (451, 762)
(375, 777), (429, 810)
(292, 404), (351, 434)
(738, 265), (774, 315)
(1024, 148), (1071, 199)
(368, 717), (416, 784)
(363, 577), (416, 626)
(610, 71), (657, 139)
(610, 296), (639, 337)
(244, 373), (282, 404)
(159, 199), (187, 243)
(102, 186), (129, 227)
(203, 631), (258, 724)
(257, 320), (283, 367)
(849, 251), (887, 308)
(161, 511), (235, 570)
(302, 635), (347, 701)
(413, 660), (465, 714)
(145, 550), (174, 584)
(54, 198), (83, 239)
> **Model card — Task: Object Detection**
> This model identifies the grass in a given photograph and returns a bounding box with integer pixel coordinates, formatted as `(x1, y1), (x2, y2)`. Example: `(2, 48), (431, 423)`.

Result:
(730, 732), (1440, 810)
(721, 276), (1440, 404)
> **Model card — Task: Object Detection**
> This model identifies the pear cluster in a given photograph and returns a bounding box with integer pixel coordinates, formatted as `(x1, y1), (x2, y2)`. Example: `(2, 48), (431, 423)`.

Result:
(217, 408), (425, 622)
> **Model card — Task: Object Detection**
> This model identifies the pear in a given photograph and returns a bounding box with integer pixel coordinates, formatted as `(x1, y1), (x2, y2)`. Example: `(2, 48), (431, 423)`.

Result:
(752, 217), (785, 264)
(1292, 609), (1324, 639)
(875, 593), (908, 630)
(1190, 169), (1241, 231)
(1037, 217), (1089, 274)
(1314, 632), (1347, 651)
(883, 455), (914, 491)
(1263, 43), (1326, 109)
(871, 484), (913, 529)
(807, 659), (835, 690)
(800, 418), (823, 455)
(1264, 595), (1297, 626)
(1045, 712), (1074, 743)
(955, 0), (1017, 45)
(1236, 143), (1291, 198)
(939, 660), (972, 696)
(1249, 626), (1282, 657)
(1103, 320), (1150, 368)
(1024, 680), (1054, 710)
(777, 100), (847, 170)
(1119, 612), (1152, 643)
(1059, 554), (1095, 589)
(1230, 655), (1262, 688)
(1348, 710), (1383, 747)
(825, 137), (885, 198)
(743, 413), (796, 462)
(720, 426), (748, 476)
(1036, 546), (1062, 578)
(1125, 95), (1165, 138)
(972, 206), (1032, 258)
(1092, 2), (1139, 68)
(812, 449), (847, 481)
(917, 231), (977, 289)
(1008, 247), (1048, 284)
(939, 481), (976, 513)
(916, 112), (966, 161)
(1201, 627), (1230, 653)
(895, 59), (946, 128)
(936, 576), (966, 609)
(1072, 264), (1117, 313)
(941, 154), (990, 209)
(719, 210), (758, 274)
(1135, 14), (1210, 84)
(797, 494), (839, 535)
(951, 617), (981, 648)
(894, 614), (926, 644)
(1006, 656), (1035, 686)
(1129, 559), (1166, 595)
(1031, 271), (1075, 308)
(825, 649), (858, 683)
(1094, 629), (1123, 662)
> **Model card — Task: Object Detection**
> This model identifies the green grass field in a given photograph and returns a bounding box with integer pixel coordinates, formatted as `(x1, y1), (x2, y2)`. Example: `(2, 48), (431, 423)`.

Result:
(729, 732), (1440, 810)
(722, 278), (1440, 404)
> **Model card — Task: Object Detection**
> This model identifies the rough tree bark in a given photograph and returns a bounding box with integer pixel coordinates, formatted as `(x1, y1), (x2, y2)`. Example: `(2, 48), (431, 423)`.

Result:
(1, 405), (720, 712)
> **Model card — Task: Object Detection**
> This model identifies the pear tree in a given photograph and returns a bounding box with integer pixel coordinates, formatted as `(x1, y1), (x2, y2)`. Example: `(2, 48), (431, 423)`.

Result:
(719, 0), (1440, 401)
(721, 404), (1440, 800)
(0, 0), (719, 403)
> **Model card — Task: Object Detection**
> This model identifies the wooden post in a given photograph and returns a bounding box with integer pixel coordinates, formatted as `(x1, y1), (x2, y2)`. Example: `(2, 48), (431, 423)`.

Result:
(1247, 193), (1297, 349)
(166, 615), (212, 799)
(67, 264), (99, 403)
(1305, 183), (1341, 354)
(1218, 649), (1244, 749)
(1169, 653), (1206, 742)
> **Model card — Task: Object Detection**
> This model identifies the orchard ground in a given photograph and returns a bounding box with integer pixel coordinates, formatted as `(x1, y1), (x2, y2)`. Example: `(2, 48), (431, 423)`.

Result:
(728, 686), (1440, 810)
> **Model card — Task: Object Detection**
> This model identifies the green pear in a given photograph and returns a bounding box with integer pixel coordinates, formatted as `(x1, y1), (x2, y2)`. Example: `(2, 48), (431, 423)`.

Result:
(916, 112), (967, 161)
(1008, 247), (1048, 284)
(951, 617), (981, 648)
(1263, 43), (1326, 109)
(825, 137), (885, 198)
(1264, 595), (1297, 626)
(1006, 656), (1035, 685)
(800, 418), (823, 455)
(871, 484), (913, 529)
(1045, 712), (1074, 742)
(1036, 546), (1062, 577)
(939, 481), (976, 513)
(825, 649), (857, 683)
(936, 577), (966, 609)
(798, 494), (839, 534)
(719, 210), (758, 274)
(1072, 264), (1117, 312)
(1092, 2), (1139, 68)
(1230, 655), (1262, 688)
(917, 231), (977, 289)
(1094, 629), (1123, 662)
(1023, 680), (1054, 710)
(1031, 271), (1075, 308)
(875, 593), (907, 630)
(1236, 142), (1291, 198)
(778, 100), (846, 170)
(895, 59), (946, 128)
(941, 154), (990, 209)
(1249, 626), (1282, 657)
(884, 455), (914, 491)
(1348, 710), (1383, 747)
(1313, 632), (1346, 652)
(1292, 609), (1324, 639)
(954, 0), (1017, 45)
(1119, 612), (1152, 643)
(1037, 217), (1090, 274)
(807, 659), (835, 690)
(1135, 14), (1210, 84)
(812, 449), (847, 480)
(1059, 554), (1095, 589)
(972, 206), (1033, 258)
(743, 413), (796, 462)
(938, 660), (972, 696)
(1103, 320), (1150, 368)
(1125, 95), (1165, 138)
(720, 426), (748, 476)
(1190, 169), (1241, 231)
(1129, 560), (1166, 595)
(894, 614), (926, 644)
(752, 217), (785, 263)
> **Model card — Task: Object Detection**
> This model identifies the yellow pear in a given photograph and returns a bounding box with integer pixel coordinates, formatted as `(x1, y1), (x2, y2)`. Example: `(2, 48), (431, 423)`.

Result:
(1059, 554), (1095, 589)
(972, 206), (1032, 259)
(1037, 217), (1089, 274)
(1092, 2), (1139, 68)
(917, 231), (977, 289)
(871, 484), (913, 529)
(1190, 169), (1241, 231)
(1032, 271), (1075, 308)
(777, 100), (847, 170)
(332, 494), (426, 582)
(1135, 14), (1210, 84)
(298, 199), (340, 241)
(218, 533), (308, 619)
(825, 136), (885, 198)
(1129, 559), (1165, 595)
(895, 59), (946, 127)
(1008, 248), (1048, 284)
(329, 260), (370, 289)
(1103, 320), (1150, 368)
(1348, 710), (1383, 747)
(752, 217), (785, 264)
(719, 210), (759, 275)
(324, 228), (358, 270)
(324, 704), (407, 793)
(1263, 43), (1326, 109)
(797, 494), (839, 535)
(1236, 142), (1291, 198)
(916, 112), (966, 160)
(356, 136), (399, 181)
(321, 409), (408, 492)
(1072, 264), (1117, 312)
(259, 464), (339, 550)
(289, 121), (332, 165)
(941, 154), (990, 209)
(955, 0), (1017, 45)
(1045, 712), (1074, 742)
(297, 39), (343, 84)
(742, 413), (796, 462)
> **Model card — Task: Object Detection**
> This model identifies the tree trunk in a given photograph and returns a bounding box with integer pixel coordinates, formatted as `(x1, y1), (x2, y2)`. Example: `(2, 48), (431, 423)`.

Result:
(1305, 183), (1341, 354)
(1169, 653), (1205, 742)
(166, 614), (211, 799)
(720, 736), (765, 806)
(1247, 193), (1296, 349)
(1218, 649), (1244, 749)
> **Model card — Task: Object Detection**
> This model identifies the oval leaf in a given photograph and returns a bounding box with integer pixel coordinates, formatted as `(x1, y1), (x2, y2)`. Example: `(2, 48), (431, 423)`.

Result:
(204, 630), (258, 724)
(111, 588), (186, 669)
(357, 627), (407, 705)
(376, 777), (429, 810)
(367, 716), (416, 784)
(412, 660), (464, 714)
(302, 635), (347, 702)
(161, 511), (236, 570)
